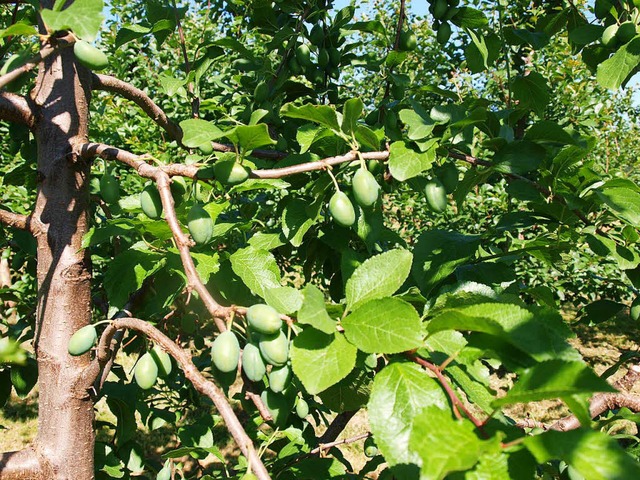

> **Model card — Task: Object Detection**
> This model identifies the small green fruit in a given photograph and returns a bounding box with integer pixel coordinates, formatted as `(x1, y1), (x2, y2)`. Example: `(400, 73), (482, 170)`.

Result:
(594, 0), (613, 19)
(295, 44), (312, 66)
(211, 331), (240, 373)
(213, 160), (249, 185)
(364, 353), (378, 370)
(617, 21), (638, 43)
(268, 364), (292, 393)
(602, 24), (619, 47)
(246, 304), (282, 335)
(364, 436), (378, 457)
(241, 474), (258, 480)
(68, 325), (98, 356)
(150, 346), (172, 377)
(436, 162), (459, 193)
(318, 48), (330, 68)
(631, 297), (640, 321)
(198, 142), (214, 155)
(433, 0), (448, 19)
(187, 204), (214, 245)
(100, 174), (120, 204)
(399, 30), (418, 51)
(309, 24), (324, 46)
(170, 176), (187, 206)
(328, 48), (341, 66)
(134, 352), (158, 390)
(288, 56), (302, 74)
(328, 191), (356, 227)
(260, 389), (291, 426)
(352, 168), (380, 207)
(73, 40), (109, 71)
(140, 185), (163, 219)
(437, 22), (452, 45)
(254, 81), (269, 102)
(425, 178), (448, 213)
(258, 330), (289, 366)
(295, 397), (309, 418)
(242, 343), (266, 382)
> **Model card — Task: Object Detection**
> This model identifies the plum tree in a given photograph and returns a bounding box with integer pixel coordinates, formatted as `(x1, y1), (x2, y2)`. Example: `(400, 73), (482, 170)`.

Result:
(2, 0), (640, 479)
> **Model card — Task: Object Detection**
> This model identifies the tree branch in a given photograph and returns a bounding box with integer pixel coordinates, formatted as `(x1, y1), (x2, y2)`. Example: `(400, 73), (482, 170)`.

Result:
(0, 209), (30, 231)
(0, 448), (42, 480)
(91, 74), (183, 142)
(78, 142), (229, 331)
(318, 410), (358, 444)
(98, 318), (271, 480)
(310, 432), (370, 455)
(0, 92), (36, 128)
(0, 44), (56, 91)
(514, 365), (640, 431)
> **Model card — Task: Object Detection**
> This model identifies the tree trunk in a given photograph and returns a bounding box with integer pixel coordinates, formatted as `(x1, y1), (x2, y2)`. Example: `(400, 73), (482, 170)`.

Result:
(28, 33), (95, 479)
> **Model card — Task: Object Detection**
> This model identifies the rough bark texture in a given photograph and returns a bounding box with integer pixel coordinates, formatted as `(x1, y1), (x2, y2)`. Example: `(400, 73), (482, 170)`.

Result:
(27, 36), (95, 479)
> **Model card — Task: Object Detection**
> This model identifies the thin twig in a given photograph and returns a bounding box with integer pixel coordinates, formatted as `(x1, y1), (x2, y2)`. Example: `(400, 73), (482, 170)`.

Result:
(408, 353), (485, 429)
(310, 432), (370, 455)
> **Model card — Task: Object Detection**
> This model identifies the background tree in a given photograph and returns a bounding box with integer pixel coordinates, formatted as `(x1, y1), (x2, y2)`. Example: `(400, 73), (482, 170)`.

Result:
(2, 0), (640, 479)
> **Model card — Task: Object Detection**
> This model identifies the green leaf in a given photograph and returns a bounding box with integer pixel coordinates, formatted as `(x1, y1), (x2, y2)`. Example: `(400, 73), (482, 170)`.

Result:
(465, 449), (510, 480)
(225, 124), (276, 152)
(158, 73), (186, 97)
(597, 36), (640, 90)
(342, 98), (364, 137)
(355, 125), (381, 150)
(511, 72), (550, 116)
(345, 248), (413, 311)
(399, 108), (435, 141)
(596, 184), (640, 227)
(281, 197), (317, 247)
(115, 23), (150, 48)
(179, 119), (224, 148)
(493, 360), (615, 406)
(409, 406), (487, 480)
(41, 0), (105, 41)
(0, 338), (27, 365)
(568, 24), (604, 45)
(342, 298), (422, 353)
(524, 429), (640, 480)
(493, 141), (546, 175)
(291, 330), (357, 394)
(318, 367), (372, 412)
(229, 247), (281, 299)
(388, 140), (436, 181)
(427, 303), (581, 363)
(412, 230), (480, 295)
(280, 103), (342, 132)
(106, 397), (137, 446)
(524, 121), (576, 145)
(263, 286), (303, 315)
(0, 21), (38, 39)
(368, 362), (447, 466)
(104, 246), (165, 308)
(296, 124), (330, 153)
(190, 252), (220, 284)
(298, 285), (337, 334)
(451, 7), (489, 29)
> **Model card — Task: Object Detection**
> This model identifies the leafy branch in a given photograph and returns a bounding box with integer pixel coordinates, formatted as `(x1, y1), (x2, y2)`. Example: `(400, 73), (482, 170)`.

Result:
(96, 317), (272, 480)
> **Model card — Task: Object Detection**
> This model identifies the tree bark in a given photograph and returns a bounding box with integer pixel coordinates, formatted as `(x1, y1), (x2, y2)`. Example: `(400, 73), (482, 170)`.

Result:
(28, 27), (95, 479)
